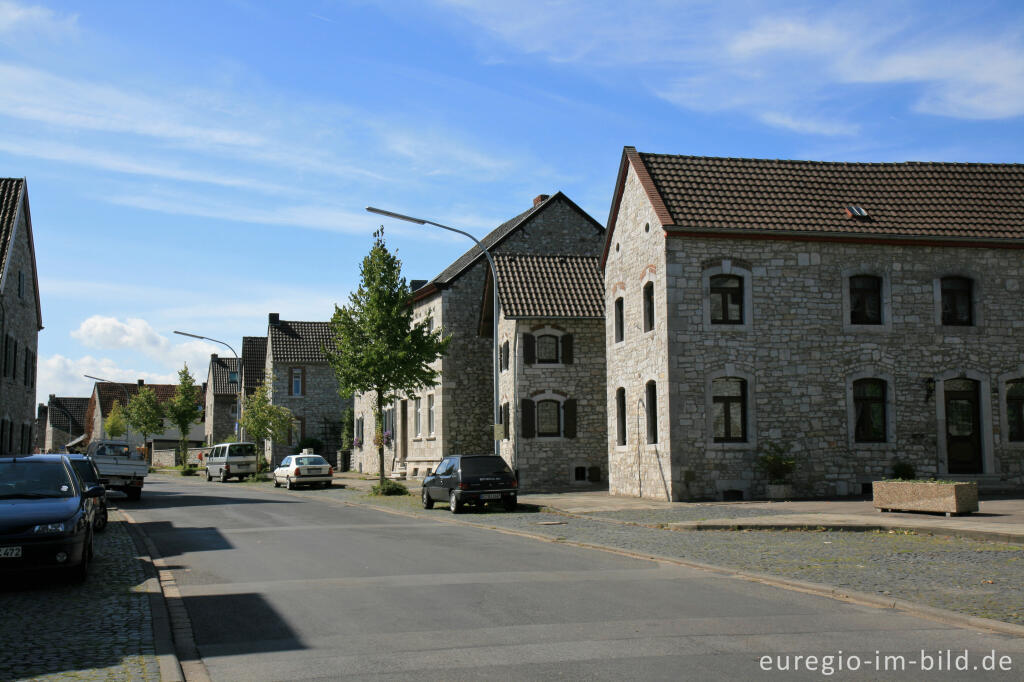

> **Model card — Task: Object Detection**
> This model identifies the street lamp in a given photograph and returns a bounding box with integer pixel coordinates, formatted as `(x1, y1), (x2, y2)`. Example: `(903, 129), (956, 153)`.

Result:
(84, 374), (132, 441)
(173, 331), (241, 439)
(366, 206), (501, 457)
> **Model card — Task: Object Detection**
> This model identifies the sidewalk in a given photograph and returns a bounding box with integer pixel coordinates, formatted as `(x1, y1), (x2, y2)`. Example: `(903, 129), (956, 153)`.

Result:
(334, 471), (1024, 544)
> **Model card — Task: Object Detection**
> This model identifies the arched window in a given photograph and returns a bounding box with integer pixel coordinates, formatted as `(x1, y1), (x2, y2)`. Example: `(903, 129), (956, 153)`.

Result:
(712, 377), (747, 442)
(536, 334), (559, 363)
(853, 378), (887, 442)
(849, 275), (883, 325)
(645, 381), (658, 444)
(615, 387), (626, 446)
(642, 282), (655, 332)
(941, 276), (974, 326)
(710, 275), (743, 324)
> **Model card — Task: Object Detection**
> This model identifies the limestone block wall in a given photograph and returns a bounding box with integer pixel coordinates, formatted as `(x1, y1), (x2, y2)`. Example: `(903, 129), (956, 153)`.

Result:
(205, 395), (237, 445)
(664, 236), (1024, 500)
(498, 316), (607, 491)
(0, 204), (39, 453)
(266, 362), (348, 467)
(604, 166), (673, 500)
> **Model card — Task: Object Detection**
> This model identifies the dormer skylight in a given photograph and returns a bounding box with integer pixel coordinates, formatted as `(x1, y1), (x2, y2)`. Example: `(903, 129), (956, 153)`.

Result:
(845, 205), (869, 219)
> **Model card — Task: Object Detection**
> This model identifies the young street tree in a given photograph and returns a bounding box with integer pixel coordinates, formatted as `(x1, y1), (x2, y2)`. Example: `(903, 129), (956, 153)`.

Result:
(239, 380), (294, 472)
(326, 228), (450, 487)
(165, 364), (201, 466)
(104, 400), (128, 439)
(126, 386), (164, 459)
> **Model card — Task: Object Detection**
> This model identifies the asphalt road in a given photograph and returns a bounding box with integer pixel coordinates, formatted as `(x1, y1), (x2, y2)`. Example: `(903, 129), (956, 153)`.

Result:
(126, 477), (1024, 681)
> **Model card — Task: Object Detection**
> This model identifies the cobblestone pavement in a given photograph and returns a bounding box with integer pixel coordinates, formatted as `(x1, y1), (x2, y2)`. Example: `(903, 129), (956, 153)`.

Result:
(577, 505), (795, 525)
(253, 478), (1024, 628)
(0, 510), (161, 681)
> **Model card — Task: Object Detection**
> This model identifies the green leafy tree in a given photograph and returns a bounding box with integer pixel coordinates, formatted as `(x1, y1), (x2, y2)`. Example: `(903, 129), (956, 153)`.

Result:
(239, 380), (294, 472)
(126, 386), (164, 459)
(165, 364), (201, 466)
(326, 229), (450, 488)
(104, 400), (128, 439)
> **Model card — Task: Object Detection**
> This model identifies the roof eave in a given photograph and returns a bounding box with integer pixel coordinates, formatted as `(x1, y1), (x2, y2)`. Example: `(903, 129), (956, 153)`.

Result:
(662, 225), (1024, 248)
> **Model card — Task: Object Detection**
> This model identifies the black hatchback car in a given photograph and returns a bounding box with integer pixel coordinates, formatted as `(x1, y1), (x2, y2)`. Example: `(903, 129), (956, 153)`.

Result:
(65, 454), (109, 533)
(0, 454), (105, 581)
(421, 454), (518, 513)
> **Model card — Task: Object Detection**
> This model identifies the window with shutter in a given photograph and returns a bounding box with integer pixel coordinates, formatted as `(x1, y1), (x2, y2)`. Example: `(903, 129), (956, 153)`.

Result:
(520, 399), (535, 438)
(645, 381), (658, 444)
(615, 388), (626, 446)
(561, 335), (573, 365)
(523, 334), (536, 365)
(563, 399), (576, 438)
(502, 402), (509, 440)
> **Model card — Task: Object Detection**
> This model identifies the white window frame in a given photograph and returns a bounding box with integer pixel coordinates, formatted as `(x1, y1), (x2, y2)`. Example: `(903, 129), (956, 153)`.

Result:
(933, 273), (983, 331)
(414, 396), (422, 437)
(533, 392), (565, 440)
(290, 367), (303, 396)
(841, 267), (892, 333)
(705, 366), (757, 450)
(845, 369), (897, 448)
(427, 394), (435, 435)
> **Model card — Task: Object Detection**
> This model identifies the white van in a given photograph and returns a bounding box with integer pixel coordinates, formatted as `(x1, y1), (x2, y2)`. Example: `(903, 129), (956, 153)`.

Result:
(205, 442), (259, 482)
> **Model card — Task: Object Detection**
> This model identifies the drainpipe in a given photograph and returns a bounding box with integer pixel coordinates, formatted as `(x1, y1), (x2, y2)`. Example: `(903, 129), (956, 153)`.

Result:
(512, 320), (520, 476)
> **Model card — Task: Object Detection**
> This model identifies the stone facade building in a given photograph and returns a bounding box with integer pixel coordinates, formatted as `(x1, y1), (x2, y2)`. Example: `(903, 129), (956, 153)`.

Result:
(492, 254), (607, 490)
(0, 178), (42, 455)
(604, 147), (1024, 501)
(204, 354), (240, 444)
(352, 192), (605, 487)
(264, 314), (348, 467)
(43, 395), (89, 452)
(239, 335), (267, 442)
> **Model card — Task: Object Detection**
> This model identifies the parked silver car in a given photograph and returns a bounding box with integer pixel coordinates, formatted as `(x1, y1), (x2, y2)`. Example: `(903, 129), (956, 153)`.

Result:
(273, 455), (333, 490)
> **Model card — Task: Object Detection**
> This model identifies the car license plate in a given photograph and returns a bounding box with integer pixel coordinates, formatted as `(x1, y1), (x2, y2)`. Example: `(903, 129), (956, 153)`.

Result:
(480, 493), (500, 500)
(0, 546), (22, 558)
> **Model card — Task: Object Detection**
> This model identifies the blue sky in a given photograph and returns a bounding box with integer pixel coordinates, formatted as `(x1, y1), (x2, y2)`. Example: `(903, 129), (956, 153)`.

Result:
(2, 0), (1023, 403)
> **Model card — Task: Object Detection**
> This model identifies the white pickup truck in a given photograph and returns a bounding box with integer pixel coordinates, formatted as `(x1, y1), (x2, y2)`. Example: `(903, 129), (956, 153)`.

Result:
(84, 440), (148, 501)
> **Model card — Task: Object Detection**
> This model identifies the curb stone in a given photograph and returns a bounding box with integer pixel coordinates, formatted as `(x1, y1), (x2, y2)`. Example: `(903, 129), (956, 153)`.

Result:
(120, 506), (210, 682)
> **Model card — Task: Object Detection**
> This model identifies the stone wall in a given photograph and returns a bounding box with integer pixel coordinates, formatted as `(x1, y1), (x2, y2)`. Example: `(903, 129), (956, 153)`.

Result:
(604, 166), (673, 500)
(498, 316), (607, 491)
(266, 360), (348, 467)
(205, 394), (237, 444)
(607, 163), (1024, 500)
(0, 200), (39, 454)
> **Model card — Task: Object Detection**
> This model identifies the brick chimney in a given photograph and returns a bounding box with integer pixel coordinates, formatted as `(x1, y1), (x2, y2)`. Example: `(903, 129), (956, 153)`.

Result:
(137, 379), (145, 387)
(211, 353), (218, 360)
(533, 194), (550, 207)
(269, 313), (280, 325)
(49, 393), (55, 403)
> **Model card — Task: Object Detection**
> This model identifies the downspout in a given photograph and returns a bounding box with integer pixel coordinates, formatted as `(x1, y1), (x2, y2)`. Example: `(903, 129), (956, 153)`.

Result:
(512, 319), (520, 476)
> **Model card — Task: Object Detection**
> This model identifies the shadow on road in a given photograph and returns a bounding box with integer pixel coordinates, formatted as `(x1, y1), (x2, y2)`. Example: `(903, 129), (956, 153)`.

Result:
(119, 489), (299, 509)
(182, 592), (305, 658)
(131, 520), (233, 558)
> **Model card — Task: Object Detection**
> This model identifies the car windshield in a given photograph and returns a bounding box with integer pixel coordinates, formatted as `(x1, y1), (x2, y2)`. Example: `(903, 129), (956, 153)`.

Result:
(459, 457), (512, 476)
(228, 444), (256, 458)
(0, 461), (76, 498)
(95, 444), (131, 457)
(295, 456), (327, 466)
(71, 460), (99, 485)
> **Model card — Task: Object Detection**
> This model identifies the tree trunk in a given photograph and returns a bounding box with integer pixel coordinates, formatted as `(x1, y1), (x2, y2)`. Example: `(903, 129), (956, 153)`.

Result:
(376, 391), (385, 488)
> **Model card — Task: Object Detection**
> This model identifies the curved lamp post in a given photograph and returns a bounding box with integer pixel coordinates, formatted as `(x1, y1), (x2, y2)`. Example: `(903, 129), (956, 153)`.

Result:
(173, 331), (241, 439)
(365, 206), (501, 457)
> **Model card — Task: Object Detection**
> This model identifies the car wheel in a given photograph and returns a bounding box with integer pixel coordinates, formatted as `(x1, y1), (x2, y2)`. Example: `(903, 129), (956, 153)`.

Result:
(287, 477), (295, 490)
(205, 468), (212, 482)
(273, 476), (280, 488)
(422, 488), (434, 509)
(449, 490), (462, 514)
(70, 535), (92, 583)
(220, 470), (229, 483)
(94, 504), (109, 532)
(504, 496), (517, 513)
(126, 488), (142, 502)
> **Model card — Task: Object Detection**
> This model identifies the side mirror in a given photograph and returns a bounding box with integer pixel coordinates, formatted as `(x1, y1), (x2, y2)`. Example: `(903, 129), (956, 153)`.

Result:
(84, 484), (106, 498)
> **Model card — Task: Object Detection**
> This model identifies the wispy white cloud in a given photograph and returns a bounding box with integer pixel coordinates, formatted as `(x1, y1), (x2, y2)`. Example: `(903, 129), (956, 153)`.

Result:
(70, 315), (220, 372)
(435, 0), (1024, 131)
(37, 354), (179, 403)
(0, 0), (77, 41)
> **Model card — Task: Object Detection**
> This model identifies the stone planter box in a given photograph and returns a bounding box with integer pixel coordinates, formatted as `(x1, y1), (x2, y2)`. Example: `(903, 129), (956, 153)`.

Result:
(873, 480), (979, 516)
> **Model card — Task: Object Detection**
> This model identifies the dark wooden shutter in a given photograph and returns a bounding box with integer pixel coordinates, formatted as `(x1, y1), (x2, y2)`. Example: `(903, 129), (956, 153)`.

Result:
(502, 402), (509, 439)
(301, 368), (306, 396)
(520, 399), (535, 438)
(561, 334), (573, 365)
(523, 334), (536, 365)
(501, 341), (509, 371)
(563, 399), (577, 438)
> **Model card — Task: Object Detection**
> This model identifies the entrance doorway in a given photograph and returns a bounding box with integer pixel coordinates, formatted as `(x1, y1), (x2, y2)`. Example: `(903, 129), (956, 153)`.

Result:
(945, 378), (983, 474)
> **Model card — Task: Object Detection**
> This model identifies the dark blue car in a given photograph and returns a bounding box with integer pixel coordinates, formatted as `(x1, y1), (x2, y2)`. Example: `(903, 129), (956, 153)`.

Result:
(0, 454), (105, 582)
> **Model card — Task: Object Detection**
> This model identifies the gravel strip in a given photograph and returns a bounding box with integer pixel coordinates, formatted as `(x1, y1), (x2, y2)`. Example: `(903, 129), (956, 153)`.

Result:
(576, 505), (795, 525)
(0, 510), (161, 681)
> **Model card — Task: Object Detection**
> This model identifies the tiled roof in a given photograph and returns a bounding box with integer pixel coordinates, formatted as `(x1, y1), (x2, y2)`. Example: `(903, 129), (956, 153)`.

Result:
(268, 321), (333, 364)
(47, 396), (89, 435)
(635, 151), (1024, 240)
(209, 356), (240, 395)
(429, 194), (559, 286)
(0, 178), (24, 283)
(95, 382), (181, 418)
(495, 254), (604, 318)
(241, 336), (267, 395)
